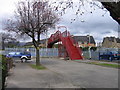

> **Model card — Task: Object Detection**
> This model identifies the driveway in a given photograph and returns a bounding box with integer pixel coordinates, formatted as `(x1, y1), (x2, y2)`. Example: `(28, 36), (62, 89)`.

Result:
(6, 58), (118, 88)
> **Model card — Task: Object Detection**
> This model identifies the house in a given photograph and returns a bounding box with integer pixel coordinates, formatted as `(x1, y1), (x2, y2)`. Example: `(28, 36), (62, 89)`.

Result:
(102, 37), (120, 48)
(39, 38), (48, 47)
(73, 35), (96, 47)
(24, 39), (48, 48)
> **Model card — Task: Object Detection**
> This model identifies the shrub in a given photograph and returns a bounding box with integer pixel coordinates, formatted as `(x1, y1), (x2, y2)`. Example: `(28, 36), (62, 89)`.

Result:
(90, 47), (97, 51)
(80, 47), (97, 51)
(0, 55), (13, 90)
(0, 55), (7, 89)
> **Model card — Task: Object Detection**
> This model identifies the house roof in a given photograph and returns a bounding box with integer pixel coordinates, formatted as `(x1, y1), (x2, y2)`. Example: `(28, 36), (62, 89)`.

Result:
(39, 38), (48, 44)
(106, 37), (115, 42)
(103, 37), (120, 43)
(24, 39), (48, 46)
(73, 36), (96, 44)
(24, 42), (33, 46)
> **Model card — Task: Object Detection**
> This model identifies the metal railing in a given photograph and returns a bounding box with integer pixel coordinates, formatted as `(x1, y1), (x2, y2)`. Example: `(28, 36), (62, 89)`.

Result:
(5, 48), (58, 57)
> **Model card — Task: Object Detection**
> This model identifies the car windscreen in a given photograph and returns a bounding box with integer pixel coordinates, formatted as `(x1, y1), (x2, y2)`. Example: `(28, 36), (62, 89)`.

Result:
(9, 52), (16, 55)
(16, 52), (21, 55)
(23, 52), (31, 54)
(110, 51), (118, 54)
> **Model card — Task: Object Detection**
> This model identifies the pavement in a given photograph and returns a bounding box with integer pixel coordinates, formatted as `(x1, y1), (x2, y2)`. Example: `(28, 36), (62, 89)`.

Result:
(6, 60), (77, 88)
(6, 58), (119, 88)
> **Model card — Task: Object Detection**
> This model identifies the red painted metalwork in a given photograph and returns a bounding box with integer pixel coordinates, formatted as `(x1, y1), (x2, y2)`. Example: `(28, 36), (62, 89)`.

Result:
(47, 27), (83, 60)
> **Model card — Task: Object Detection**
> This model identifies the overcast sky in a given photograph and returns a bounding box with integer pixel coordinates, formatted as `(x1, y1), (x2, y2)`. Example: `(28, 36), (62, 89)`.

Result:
(0, 0), (119, 44)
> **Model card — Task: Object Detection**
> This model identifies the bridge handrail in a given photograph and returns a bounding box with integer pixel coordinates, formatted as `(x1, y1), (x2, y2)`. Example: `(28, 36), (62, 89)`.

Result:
(67, 31), (83, 56)
(48, 30), (80, 48)
(48, 30), (61, 43)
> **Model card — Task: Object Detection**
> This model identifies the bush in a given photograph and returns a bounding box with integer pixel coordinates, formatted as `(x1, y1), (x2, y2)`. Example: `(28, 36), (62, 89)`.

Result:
(90, 47), (97, 51)
(0, 55), (13, 90)
(80, 47), (89, 51)
(80, 47), (97, 51)
(0, 55), (7, 90)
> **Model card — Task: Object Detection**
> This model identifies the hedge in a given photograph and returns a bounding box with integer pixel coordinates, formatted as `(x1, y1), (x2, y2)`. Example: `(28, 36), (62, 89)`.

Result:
(0, 55), (13, 90)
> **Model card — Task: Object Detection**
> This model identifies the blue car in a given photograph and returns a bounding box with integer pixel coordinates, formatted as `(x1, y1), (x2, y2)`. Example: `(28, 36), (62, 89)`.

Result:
(99, 51), (120, 61)
(6, 52), (31, 62)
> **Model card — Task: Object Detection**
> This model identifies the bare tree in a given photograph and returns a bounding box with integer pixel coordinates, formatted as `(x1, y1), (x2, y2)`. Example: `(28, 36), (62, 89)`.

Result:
(50, 0), (120, 24)
(101, 2), (120, 24)
(4, 0), (59, 66)
(0, 33), (16, 50)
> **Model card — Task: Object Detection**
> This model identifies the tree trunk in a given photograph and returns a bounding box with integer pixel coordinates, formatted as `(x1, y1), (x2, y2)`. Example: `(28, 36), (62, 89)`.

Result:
(2, 40), (5, 50)
(36, 47), (40, 66)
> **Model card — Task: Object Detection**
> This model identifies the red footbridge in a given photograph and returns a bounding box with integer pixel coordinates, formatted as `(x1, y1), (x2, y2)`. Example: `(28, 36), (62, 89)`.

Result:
(47, 27), (83, 60)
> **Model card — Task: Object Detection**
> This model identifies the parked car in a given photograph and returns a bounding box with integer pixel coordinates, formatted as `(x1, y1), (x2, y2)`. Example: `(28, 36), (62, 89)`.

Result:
(6, 52), (31, 62)
(99, 51), (120, 61)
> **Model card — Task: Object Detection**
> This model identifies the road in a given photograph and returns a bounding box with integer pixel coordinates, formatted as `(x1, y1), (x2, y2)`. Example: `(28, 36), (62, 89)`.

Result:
(41, 58), (118, 88)
(6, 58), (119, 88)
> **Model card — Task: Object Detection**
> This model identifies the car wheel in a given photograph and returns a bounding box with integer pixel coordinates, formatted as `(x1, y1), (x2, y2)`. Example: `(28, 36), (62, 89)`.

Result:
(117, 58), (120, 60)
(21, 58), (27, 63)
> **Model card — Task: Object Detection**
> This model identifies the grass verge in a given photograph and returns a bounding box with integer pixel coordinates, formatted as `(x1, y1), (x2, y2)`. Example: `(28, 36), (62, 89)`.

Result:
(30, 64), (46, 70)
(87, 62), (120, 68)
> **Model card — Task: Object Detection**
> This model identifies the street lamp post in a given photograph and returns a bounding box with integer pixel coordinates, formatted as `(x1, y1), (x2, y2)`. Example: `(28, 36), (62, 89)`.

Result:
(87, 35), (91, 59)
(45, 31), (48, 57)
(98, 42), (101, 60)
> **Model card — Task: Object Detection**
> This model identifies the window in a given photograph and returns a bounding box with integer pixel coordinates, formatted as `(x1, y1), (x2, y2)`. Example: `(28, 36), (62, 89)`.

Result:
(9, 52), (16, 55)
(16, 52), (21, 55)
(78, 41), (82, 44)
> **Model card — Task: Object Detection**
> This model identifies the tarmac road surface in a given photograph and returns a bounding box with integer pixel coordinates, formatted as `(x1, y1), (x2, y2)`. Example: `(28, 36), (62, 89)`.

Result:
(6, 58), (119, 88)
